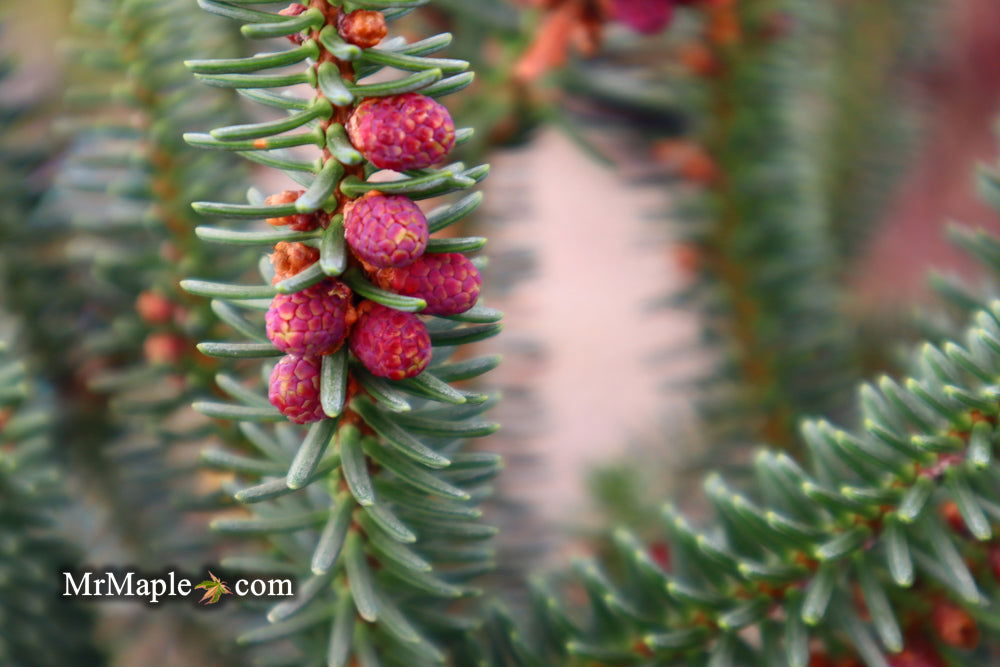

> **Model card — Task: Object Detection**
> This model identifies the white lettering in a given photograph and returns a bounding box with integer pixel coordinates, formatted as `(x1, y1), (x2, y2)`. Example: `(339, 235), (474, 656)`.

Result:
(270, 579), (293, 596)
(107, 571), (132, 596)
(63, 571), (91, 596)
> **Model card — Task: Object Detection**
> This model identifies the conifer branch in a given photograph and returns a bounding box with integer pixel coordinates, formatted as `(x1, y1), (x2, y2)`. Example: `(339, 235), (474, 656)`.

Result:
(184, 1), (500, 662)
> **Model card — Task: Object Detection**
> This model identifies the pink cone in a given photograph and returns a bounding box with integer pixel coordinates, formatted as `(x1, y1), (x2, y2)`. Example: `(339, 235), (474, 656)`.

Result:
(349, 303), (431, 380)
(268, 355), (325, 424)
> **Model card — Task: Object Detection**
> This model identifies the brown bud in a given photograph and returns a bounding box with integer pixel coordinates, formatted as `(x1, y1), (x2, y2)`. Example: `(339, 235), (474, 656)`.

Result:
(160, 242), (183, 264)
(648, 541), (671, 571)
(988, 544), (1000, 582)
(806, 653), (834, 667)
(887, 637), (946, 667)
(514, 2), (583, 83)
(678, 43), (721, 77)
(631, 639), (654, 658)
(144, 333), (188, 366)
(707, 5), (741, 46)
(931, 600), (979, 650)
(136, 291), (175, 325)
(270, 242), (320, 284)
(939, 501), (967, 535)
(672, 243), (701, 277)
(652, 139), (718, 184)
(265, 190), (321, 232)
(337, 10), (388, 49)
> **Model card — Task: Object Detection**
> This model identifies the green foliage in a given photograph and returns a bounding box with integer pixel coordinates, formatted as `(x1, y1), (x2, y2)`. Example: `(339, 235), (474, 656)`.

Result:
(19, 2), (253, 661)
(816, 0), (939, 264)
(674, 0), (859, 455)
(471, 143), (1000, 663)
(183, 1), (501, 663)
(0, 343), (104, 666)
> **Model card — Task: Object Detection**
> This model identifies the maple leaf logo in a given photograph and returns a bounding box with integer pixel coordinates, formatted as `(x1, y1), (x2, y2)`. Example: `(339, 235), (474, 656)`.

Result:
(194, 571), (232, 605)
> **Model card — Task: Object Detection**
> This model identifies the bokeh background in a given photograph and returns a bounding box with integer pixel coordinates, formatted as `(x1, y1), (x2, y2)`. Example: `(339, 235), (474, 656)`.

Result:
(4, 0), (1000, 663)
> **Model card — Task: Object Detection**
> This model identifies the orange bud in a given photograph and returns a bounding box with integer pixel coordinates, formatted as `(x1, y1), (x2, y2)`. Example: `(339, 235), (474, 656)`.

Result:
(265, 190), (321, 232)
(337, 10), (388, 48)
(136, 291), (174, 325)
(270, 242), (320, 284)
(672, 243), (701, 277)
(939, 501), (967, 535)
(931, 600), (979, 650)
(678, 42), (721, 77)
(707, 6), (741, 46)
(632, 639), (654, 658)
(652, 139), (718, 184)
(144, 333), (188, 366)
(514, 2), (585, 83)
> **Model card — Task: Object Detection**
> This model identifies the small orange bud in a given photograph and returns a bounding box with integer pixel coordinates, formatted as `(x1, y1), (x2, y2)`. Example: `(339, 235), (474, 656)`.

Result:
(160, 242), (183, 264)
(707, 6), (740, 46)
(939, 501), (967, 535)
(136, 291), (174, 325)
(265, 190), (321, 232)
(514, 2), (585, 83)
(270, 242), (320, 284)
(337, 10), (388, 48)
(652, 139), (718, 184)
(632, 639), (654, 658)
(678, 43), (721, 77)
(931, 600), (979, 650)
(672, 243), (701, 277)
(144, 333), (188, 366)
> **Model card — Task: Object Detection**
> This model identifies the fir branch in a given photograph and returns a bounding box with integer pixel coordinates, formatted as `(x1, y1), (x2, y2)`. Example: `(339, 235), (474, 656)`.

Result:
(472, 151), (1000, 666)
(674, 0), (858, 453)
(183, 1), (500, 663)
(0, 343), (104, 666)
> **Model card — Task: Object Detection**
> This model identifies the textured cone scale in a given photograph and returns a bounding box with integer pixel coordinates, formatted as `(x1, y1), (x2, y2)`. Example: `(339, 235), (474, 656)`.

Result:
(376, 252), (481, 316)
(337, 9), (387, 48)
(268, 355), (325, 424)
(612, 0), (675, 34)
(266, 280), (354, 356)
(347, 93), (456, 171)
(349, 302), (431, 380)
(344, 193), (429, 269)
